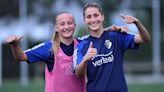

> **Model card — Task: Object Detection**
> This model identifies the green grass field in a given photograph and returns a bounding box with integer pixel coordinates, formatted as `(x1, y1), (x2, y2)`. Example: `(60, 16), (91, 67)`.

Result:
(0, 79), (44, 92)
(0, 79), (164, 92)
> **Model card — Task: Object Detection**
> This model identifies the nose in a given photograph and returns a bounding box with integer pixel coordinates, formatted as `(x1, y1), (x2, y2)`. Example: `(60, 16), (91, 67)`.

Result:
(90, 17), (96, 23)
(64, 24), (72, 31)
(64, 24), (70, 29)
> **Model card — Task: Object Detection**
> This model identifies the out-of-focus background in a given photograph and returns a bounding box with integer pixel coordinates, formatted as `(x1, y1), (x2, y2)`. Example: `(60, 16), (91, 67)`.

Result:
(0, 0), (163, 92)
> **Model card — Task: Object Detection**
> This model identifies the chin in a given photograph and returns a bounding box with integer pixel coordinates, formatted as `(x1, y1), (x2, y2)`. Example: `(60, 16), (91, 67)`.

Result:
(90, 28), (100, 31)
(89, 26), (101, 31)
(64, 34), (73, 38)
(63, 32), (73, 37)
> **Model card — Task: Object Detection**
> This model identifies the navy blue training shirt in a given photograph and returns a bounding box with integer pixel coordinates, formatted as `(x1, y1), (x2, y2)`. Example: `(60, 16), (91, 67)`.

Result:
(74, 31), (139, 92)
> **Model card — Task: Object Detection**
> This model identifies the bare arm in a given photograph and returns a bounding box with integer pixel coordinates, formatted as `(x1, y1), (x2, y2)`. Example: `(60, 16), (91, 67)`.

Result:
(75, 42), (97, 78)
(134, 20), (151, 44)
(75, 56), (88, 78)
(6, 36), (27, 62)
(120, 14), (151, 44)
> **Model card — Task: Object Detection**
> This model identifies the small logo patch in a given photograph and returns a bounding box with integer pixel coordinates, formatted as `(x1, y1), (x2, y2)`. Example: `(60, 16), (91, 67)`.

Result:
(105, 40), (112, 49)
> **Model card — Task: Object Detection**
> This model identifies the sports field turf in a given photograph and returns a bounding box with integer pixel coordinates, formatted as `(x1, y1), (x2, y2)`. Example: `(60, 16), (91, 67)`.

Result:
(0, 79), (164, 92)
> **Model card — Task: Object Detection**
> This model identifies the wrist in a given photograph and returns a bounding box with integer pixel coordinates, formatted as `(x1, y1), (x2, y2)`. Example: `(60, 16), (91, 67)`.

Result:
(134, 19), (140, 24)
(10, 42), (19, 47)
(82, 57), (89, 63)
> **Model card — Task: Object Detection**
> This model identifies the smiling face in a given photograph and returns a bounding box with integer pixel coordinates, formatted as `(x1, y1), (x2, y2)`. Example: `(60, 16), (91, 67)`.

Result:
(55, 13), (75, 39)
(84, 7), (104, 32)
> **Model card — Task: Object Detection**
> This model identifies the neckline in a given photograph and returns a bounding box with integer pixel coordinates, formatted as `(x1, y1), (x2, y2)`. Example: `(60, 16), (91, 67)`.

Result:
(89, 31), (106, 39)
(58, 39), (77, 57)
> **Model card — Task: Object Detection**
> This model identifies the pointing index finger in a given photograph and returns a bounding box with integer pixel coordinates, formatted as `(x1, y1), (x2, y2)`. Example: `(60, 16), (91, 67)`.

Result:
(120, 13), (125, 19)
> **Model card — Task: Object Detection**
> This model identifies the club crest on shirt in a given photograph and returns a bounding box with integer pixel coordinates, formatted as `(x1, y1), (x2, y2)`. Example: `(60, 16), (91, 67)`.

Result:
(105, 40), (112, 49)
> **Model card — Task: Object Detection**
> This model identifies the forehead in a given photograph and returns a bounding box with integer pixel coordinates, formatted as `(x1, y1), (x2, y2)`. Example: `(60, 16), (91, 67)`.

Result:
(84, 7), (100, 15)
(56, 13), (74, 22)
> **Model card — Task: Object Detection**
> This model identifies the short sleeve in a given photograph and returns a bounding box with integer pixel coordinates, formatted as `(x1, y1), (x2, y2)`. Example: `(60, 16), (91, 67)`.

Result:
(117, 32), (139, 51)
(25, 41), (52, 63)
(73, 43), (84, 69)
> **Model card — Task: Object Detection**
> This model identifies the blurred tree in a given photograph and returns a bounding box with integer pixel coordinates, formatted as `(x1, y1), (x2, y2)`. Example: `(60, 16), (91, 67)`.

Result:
(101, 0), (118, 26)
(0, 0), (163, 61)
(0, 0), (19, 18)
(160, 0), (164, 62)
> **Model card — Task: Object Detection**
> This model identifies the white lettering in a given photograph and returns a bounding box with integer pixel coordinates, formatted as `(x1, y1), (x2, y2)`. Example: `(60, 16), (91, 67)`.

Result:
(60, 63), (71, 69)
(92, 53), (114, 67)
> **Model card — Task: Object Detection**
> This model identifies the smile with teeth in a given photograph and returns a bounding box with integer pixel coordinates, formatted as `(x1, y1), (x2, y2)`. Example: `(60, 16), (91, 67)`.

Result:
(90, 21), (99, 26)
(90, 23), (98, 27)
(64, 29), (71, 32)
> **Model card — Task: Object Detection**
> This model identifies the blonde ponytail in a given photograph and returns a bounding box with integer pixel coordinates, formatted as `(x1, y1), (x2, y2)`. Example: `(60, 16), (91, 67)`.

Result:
(52, 31), (60, 53)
